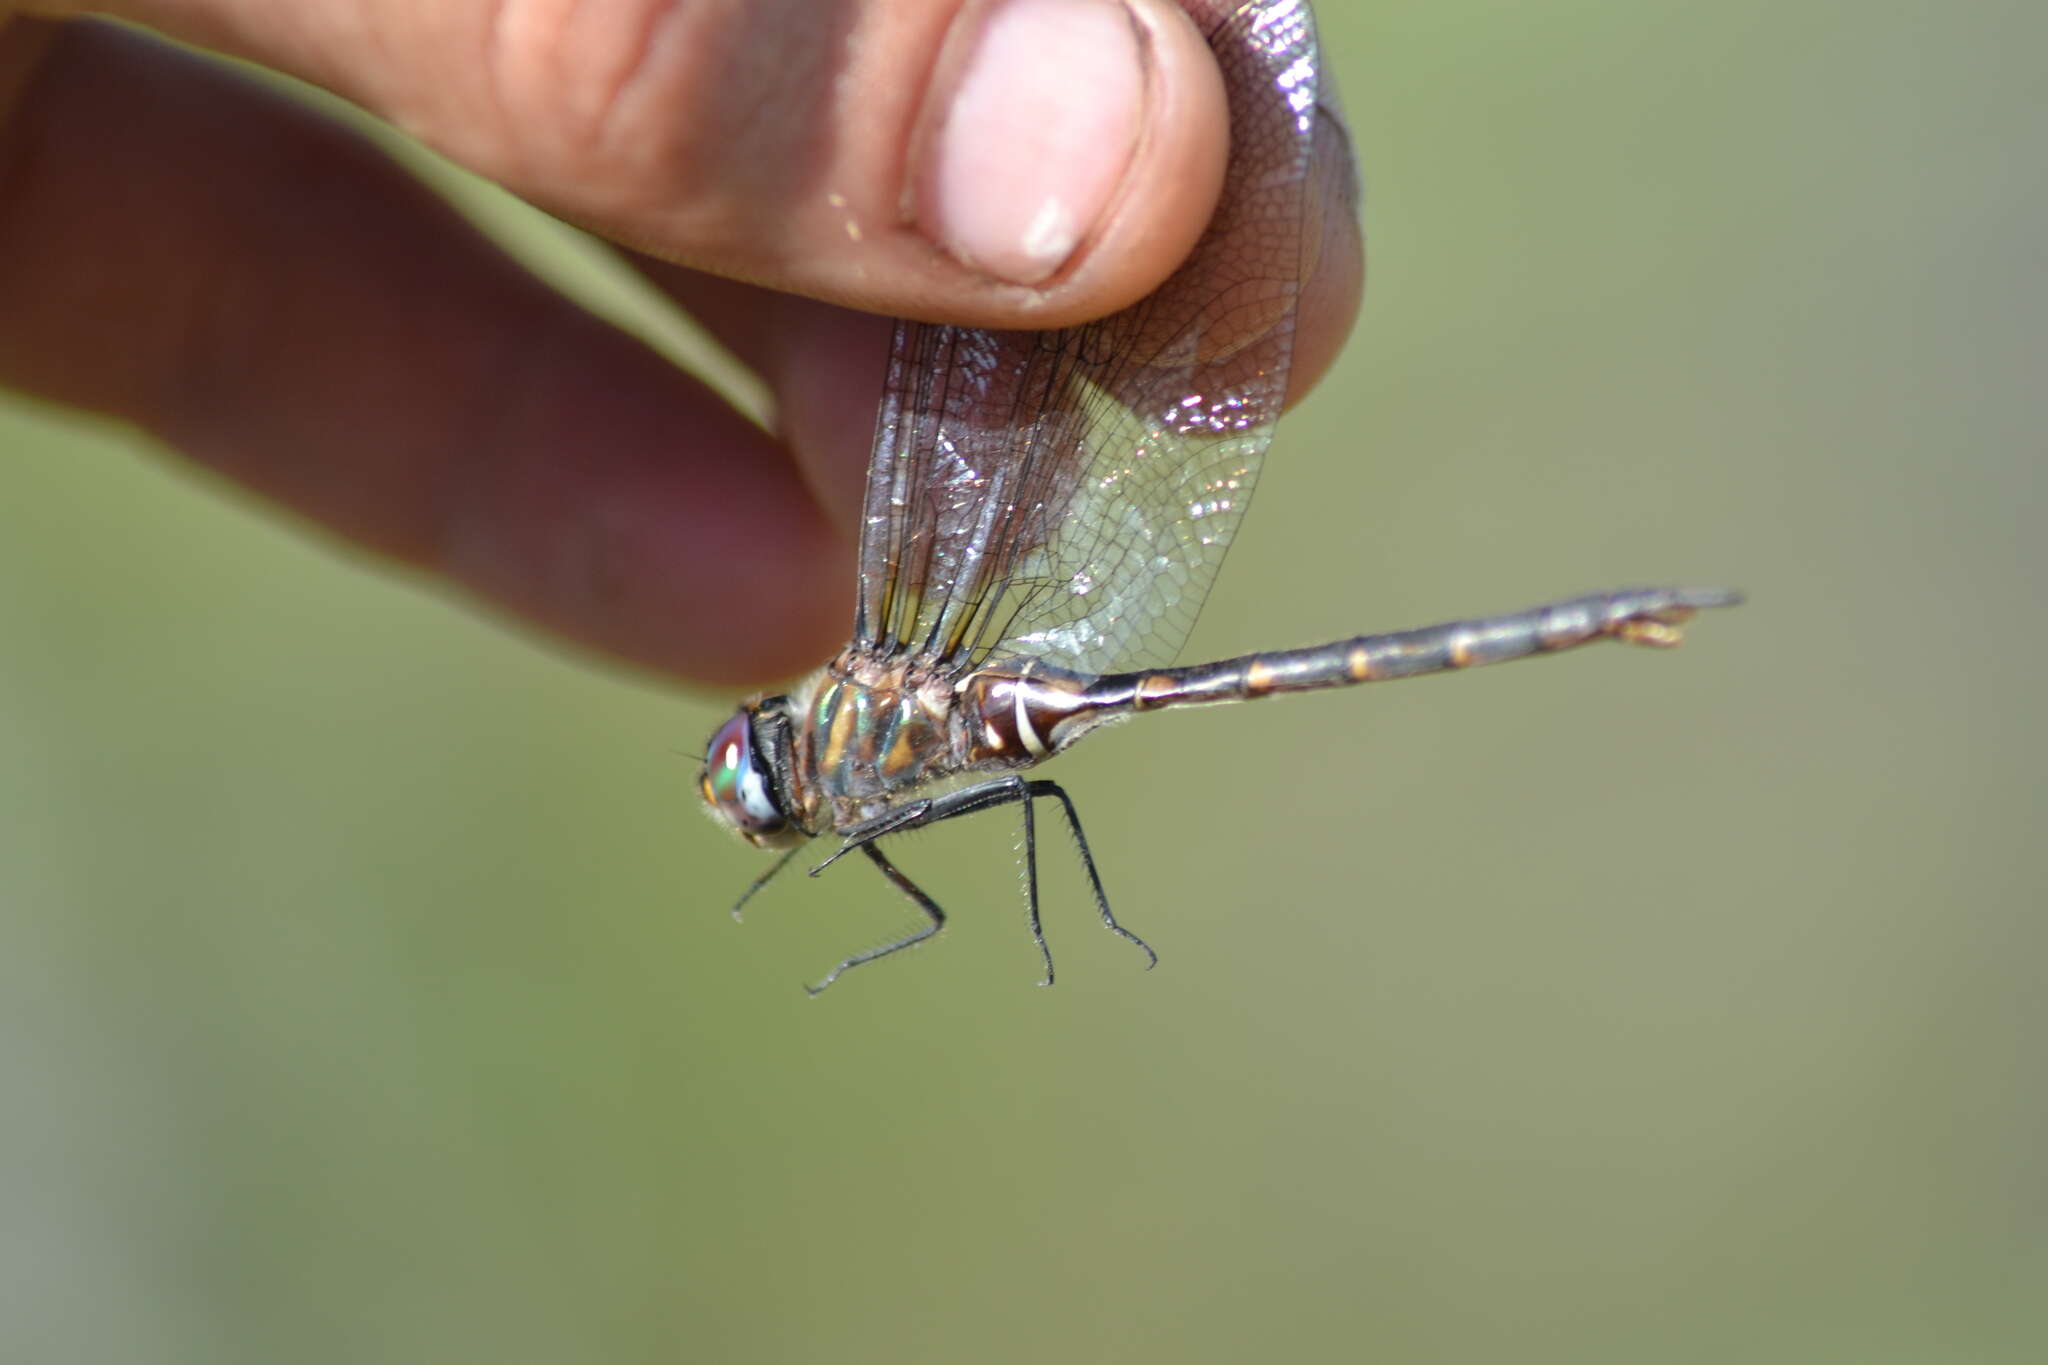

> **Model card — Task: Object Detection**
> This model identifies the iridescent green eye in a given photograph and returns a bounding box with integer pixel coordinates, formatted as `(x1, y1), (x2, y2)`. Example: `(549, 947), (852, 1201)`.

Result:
(704, 720), (743, 799)
(699, 711), (791, 844)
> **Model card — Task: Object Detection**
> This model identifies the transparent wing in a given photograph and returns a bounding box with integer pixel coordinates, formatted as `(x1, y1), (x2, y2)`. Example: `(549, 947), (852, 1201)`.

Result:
(854, 0), (1354, 675)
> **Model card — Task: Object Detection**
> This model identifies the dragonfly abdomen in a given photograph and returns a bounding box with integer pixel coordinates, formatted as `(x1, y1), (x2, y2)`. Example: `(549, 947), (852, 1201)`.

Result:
(1085, 587), (1743, 715)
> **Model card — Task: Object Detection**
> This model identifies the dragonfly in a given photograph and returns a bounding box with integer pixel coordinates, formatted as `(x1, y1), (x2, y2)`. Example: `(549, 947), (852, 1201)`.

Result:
(699, 0), (1738, 993)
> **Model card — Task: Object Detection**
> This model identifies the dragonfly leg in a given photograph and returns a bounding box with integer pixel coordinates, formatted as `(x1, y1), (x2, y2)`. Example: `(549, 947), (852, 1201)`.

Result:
(1027, 780), (1157, 971)
(809, 799), (934, 876)
(909, 773), (1155, 978)
(805, 842), (946, 996)
(802, 775), (1154, 987)
(903, 775), (1156, 979)
(906, 775), (1058, 984)
(1018, 788), (1054, 987)
(730, 843), (805, 922)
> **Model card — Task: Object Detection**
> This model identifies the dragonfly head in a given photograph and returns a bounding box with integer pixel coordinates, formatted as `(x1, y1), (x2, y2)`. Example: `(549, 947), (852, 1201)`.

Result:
(699, 704), (803, 850)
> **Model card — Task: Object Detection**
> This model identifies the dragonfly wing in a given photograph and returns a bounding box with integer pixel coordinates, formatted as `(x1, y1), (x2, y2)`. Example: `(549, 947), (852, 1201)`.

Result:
(854, 0), (1352, 675)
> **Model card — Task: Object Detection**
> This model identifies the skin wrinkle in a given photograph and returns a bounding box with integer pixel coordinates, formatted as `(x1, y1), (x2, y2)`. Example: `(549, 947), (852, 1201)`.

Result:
(456, 0), (835, 217)
(700, 0), (843, 201)
(380, 0), (520, 172)
(355, 4), (405, 121)
(479, 0), (653, 172)
(501, 0), (884, 324)
(478, 0), (518, 164)
(586, 0), (692, 169)
(602, 0), (849, 222)
(870, 0), (954, 239)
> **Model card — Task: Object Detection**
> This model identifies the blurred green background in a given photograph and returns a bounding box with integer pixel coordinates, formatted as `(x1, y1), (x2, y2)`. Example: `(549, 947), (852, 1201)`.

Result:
(4, 2), (2042, 1361)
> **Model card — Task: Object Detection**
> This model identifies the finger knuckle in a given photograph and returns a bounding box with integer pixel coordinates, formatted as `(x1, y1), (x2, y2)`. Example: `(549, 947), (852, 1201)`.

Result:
(481, 0), (836, 230)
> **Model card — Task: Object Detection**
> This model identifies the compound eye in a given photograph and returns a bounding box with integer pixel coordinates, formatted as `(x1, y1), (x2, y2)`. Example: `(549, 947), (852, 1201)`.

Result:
(699, 711), (788, 841)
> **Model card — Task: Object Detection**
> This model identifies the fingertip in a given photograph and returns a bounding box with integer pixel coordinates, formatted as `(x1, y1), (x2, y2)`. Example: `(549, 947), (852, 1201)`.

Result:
(893, 0), (1232, 329)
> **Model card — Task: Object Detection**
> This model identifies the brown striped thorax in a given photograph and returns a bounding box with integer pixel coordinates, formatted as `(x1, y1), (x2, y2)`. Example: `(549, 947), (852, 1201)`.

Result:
(699, 651), (1128, 849)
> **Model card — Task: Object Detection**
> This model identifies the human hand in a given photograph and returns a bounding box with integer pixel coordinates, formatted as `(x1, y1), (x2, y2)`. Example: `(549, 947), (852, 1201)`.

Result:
(0, 1), (1359, 685)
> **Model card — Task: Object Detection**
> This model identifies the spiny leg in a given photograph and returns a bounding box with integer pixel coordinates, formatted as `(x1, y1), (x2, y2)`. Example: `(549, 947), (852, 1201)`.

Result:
(814, 775), (1058, 984)
(807, 799), (934, 877)
(731, 843), (805, 922)
(933, 775), (1154, 979)
(804, 776), (1155, 986)
(804, 843), (945, 997)
(1019, 787), (1054, 987)
(1028, 780), (1157, 970)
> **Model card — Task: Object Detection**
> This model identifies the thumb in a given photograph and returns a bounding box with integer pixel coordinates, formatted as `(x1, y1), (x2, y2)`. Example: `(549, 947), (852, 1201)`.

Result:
(46, 0), (1230, 329)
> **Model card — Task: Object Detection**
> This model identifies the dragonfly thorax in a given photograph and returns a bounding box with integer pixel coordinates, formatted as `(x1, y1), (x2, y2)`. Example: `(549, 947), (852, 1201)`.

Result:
(712, 652), (1118, 840)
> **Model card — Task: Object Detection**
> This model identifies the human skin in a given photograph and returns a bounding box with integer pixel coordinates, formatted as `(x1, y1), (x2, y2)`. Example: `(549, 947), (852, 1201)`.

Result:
(0, 1), (1361, 686)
